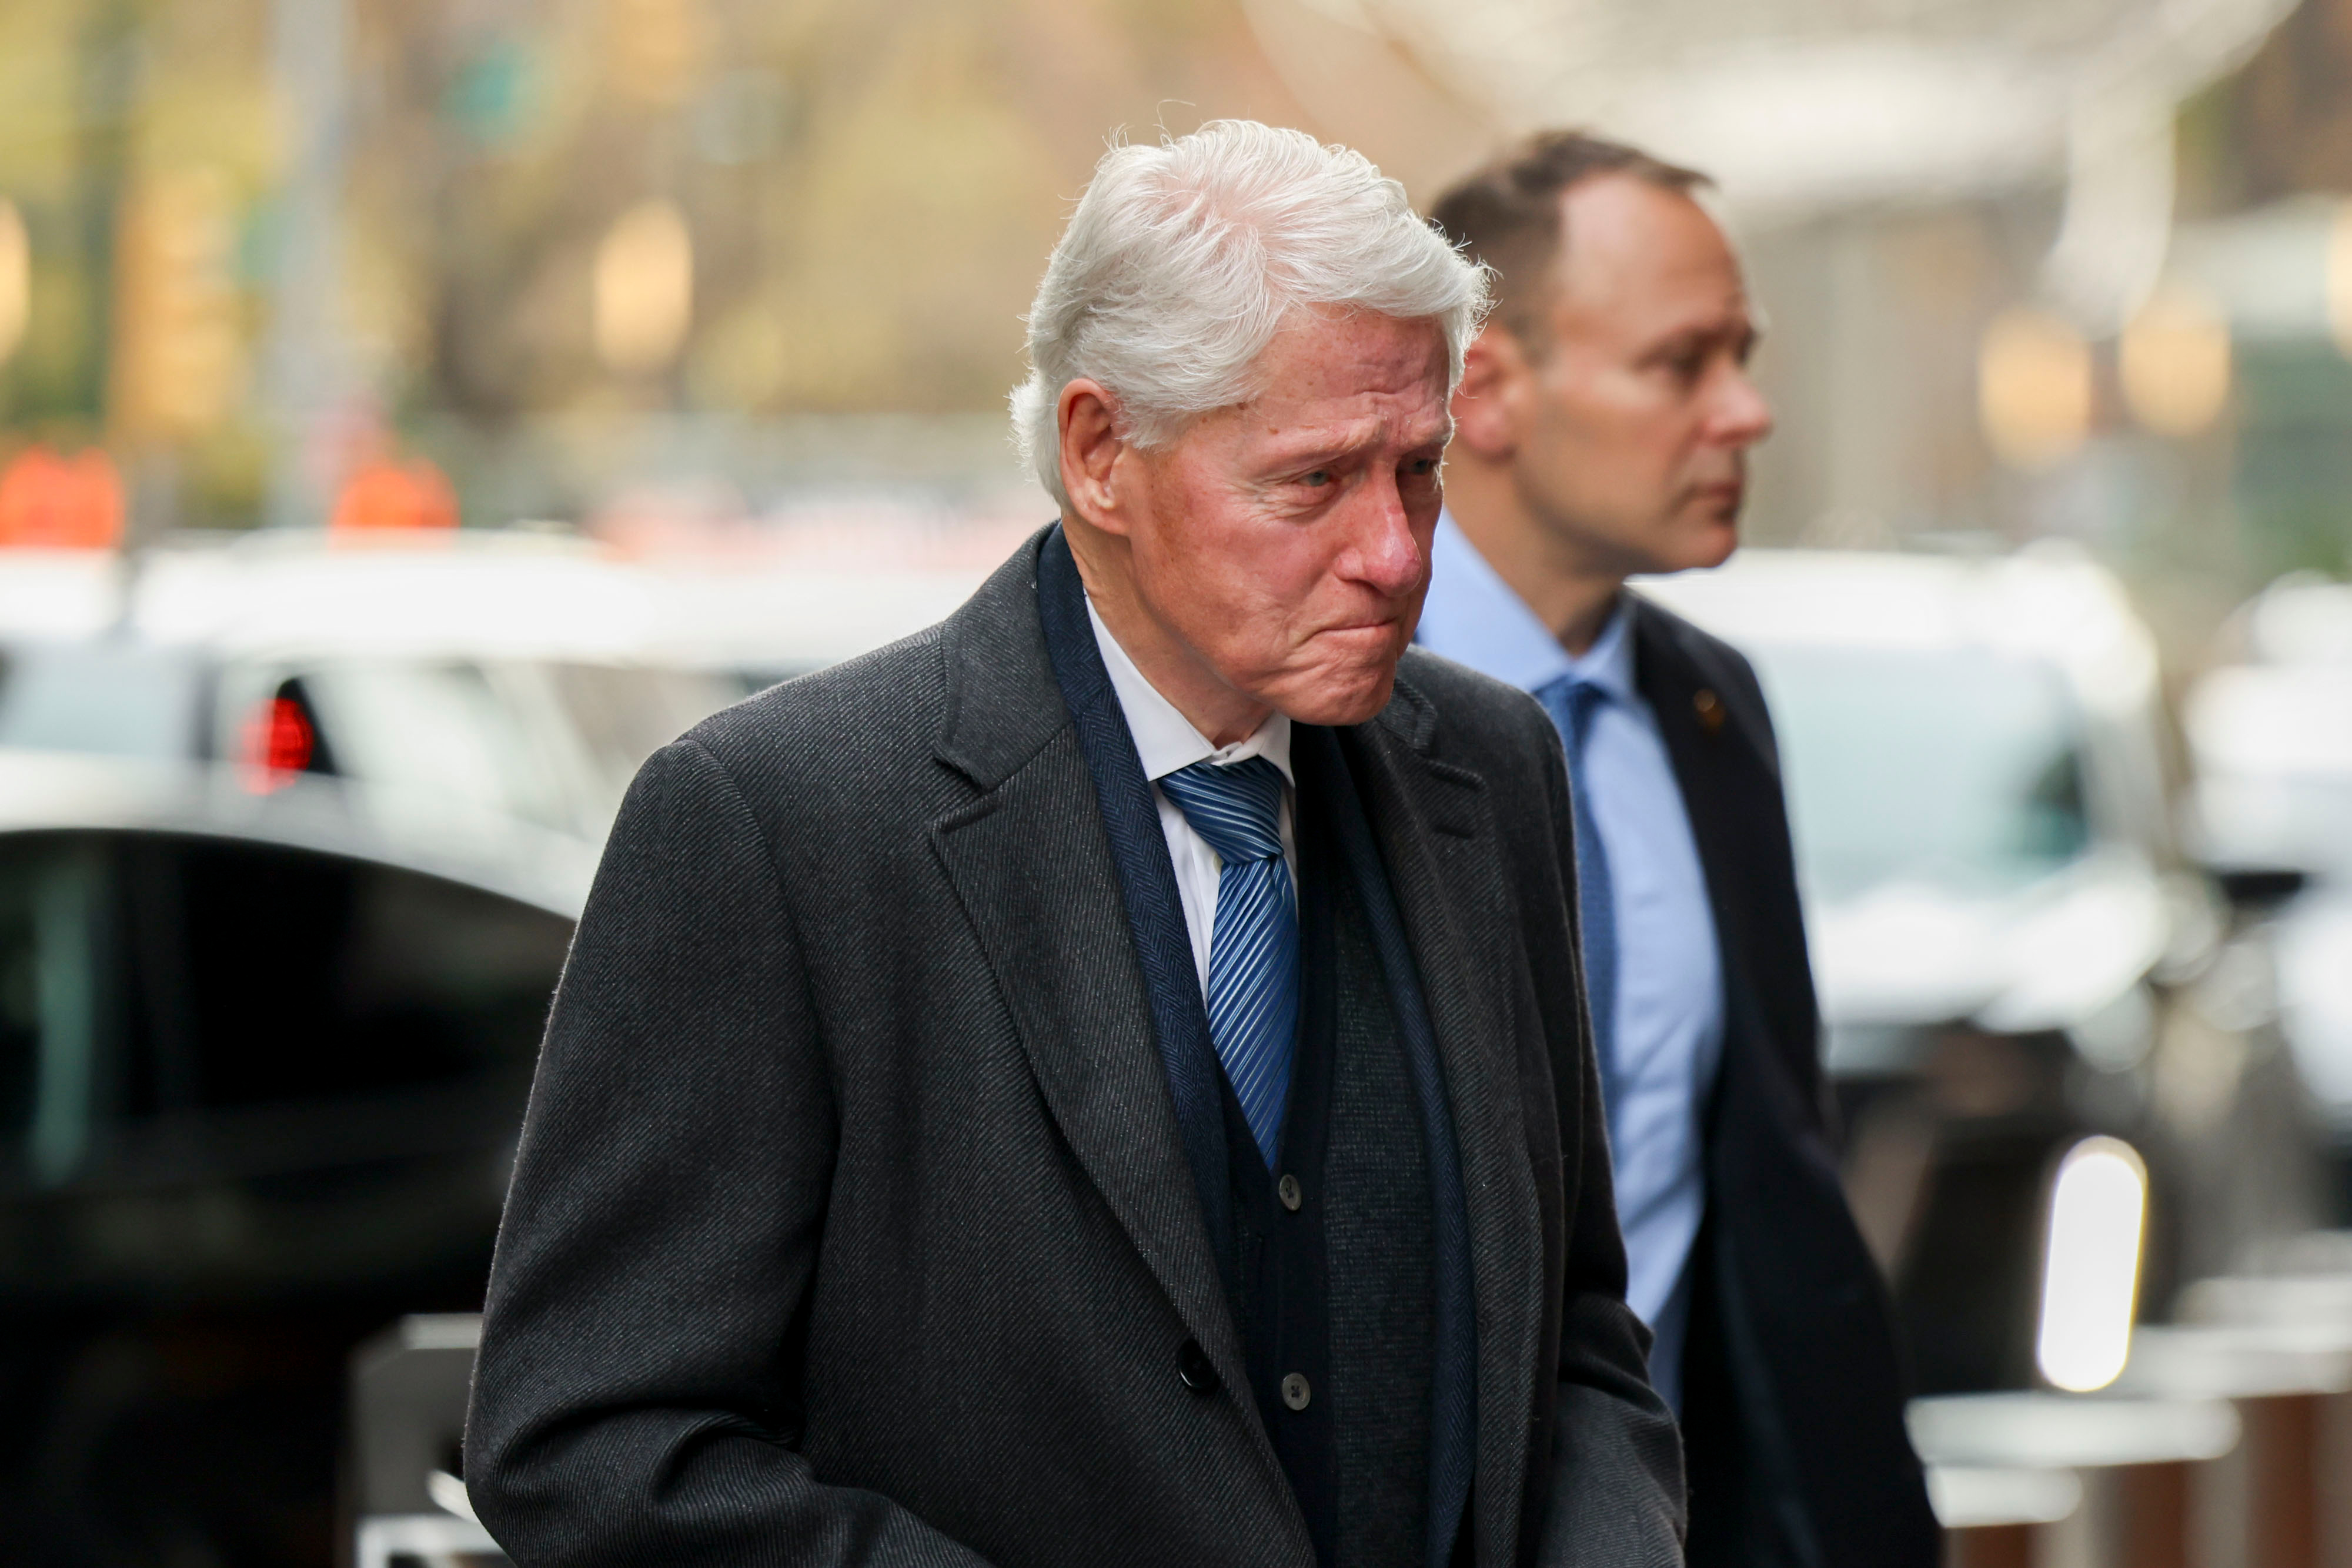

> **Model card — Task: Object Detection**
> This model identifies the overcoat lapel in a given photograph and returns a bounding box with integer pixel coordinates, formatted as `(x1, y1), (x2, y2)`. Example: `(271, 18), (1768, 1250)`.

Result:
(1345, 685), (1549, 1567)
(923, 537), (1285, 1513)
(929, 737), (1245, 1379)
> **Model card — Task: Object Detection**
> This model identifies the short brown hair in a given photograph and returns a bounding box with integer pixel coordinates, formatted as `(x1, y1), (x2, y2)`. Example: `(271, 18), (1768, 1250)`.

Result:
(1429, 131), (1709, 345)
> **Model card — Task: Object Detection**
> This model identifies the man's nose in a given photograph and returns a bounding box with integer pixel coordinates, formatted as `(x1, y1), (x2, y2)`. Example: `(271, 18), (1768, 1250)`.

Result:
(1349, 474), (1427, 596)
(1713, 368), (1775, 448)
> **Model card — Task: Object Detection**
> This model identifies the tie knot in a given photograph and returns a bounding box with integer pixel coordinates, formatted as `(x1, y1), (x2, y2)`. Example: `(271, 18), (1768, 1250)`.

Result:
(1537, 674), (1609, 750)
(1158, 755), (1287, 866)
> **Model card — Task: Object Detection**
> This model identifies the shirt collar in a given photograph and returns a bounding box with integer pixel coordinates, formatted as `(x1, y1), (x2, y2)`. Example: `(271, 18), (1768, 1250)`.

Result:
(1422, 510), (1635, 703)
(1086, 596), (1294, 785)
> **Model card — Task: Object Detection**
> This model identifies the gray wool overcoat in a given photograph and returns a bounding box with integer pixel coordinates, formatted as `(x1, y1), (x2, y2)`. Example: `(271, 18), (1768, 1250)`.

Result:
(464, 530), (1686, 1567)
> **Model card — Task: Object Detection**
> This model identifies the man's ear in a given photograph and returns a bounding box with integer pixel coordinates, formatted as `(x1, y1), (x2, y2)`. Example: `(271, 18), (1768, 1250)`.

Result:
(1057, 379), (1131, 534)
(1449, 326), (1528, 462)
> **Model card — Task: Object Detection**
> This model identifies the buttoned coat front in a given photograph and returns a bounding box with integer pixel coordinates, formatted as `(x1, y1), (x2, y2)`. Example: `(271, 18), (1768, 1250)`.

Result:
(463, 531), (1683, 1568)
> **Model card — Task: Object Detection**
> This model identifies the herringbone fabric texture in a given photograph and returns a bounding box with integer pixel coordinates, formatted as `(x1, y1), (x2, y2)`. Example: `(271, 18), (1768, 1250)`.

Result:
(1158, 757), (1299, 1165)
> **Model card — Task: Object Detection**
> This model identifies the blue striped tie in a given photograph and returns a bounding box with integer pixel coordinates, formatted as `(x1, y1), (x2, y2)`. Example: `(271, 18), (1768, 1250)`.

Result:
(1536, 676), (1619, 1116)
(1157, 756), (1299, 1168)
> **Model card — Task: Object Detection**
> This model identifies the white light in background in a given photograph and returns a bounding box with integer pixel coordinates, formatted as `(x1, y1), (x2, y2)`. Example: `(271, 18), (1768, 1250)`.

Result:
(2036, 1136), (2147, 1393)
(593, 200), (694, 375)
(0, 199), (28, 366)
(1979, 307), (2092, 471)
(2119, 283), (2230, 437)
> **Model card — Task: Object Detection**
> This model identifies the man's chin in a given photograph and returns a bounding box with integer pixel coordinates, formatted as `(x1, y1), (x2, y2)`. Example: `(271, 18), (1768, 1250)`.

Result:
(1269, 666), (1399, 728)
(1659, 513), (1740, 574)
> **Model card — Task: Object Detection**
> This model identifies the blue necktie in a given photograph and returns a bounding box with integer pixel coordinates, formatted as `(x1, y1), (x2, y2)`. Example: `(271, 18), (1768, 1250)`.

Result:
(1157, 755), (1299, 1168)
(1535, 677), (1619, 1113)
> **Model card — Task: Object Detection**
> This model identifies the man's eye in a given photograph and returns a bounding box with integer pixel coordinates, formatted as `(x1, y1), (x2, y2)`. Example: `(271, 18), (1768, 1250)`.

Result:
(1299, 469), (1334, 487)
(1403, 457), (1439, 478)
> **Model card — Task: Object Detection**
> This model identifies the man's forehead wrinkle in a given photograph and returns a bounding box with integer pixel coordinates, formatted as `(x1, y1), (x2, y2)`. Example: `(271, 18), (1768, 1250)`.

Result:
(1247, 382), (1445, 432)
(1252, 402), (1449, 457)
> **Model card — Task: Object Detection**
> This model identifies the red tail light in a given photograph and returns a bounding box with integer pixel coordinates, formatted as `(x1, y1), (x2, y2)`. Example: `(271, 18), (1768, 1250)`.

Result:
(239, 696), (316, 793)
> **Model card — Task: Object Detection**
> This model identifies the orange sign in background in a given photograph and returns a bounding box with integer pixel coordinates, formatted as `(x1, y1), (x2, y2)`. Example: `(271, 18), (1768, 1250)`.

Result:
(329, 459), (460, 534)
(0, 448), (126, 549)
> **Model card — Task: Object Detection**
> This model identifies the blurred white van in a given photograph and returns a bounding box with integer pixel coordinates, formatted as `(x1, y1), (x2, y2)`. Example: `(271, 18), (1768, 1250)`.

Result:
(2184, 579), (2352, 1151)
(1642, 543), (2316, 1390)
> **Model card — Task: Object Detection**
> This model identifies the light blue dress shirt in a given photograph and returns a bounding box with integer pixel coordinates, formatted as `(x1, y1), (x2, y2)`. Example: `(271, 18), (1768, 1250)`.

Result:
(1418, 513), (1725, 1413)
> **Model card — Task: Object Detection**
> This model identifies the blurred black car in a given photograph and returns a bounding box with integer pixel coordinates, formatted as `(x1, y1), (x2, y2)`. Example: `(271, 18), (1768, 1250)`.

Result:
(0, 748), (583, 1568)
(0, 536), (744, 1566)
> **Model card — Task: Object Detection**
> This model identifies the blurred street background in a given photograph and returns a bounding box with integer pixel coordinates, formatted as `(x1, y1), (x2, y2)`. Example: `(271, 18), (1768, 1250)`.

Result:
(11, 1), (2352, 1566)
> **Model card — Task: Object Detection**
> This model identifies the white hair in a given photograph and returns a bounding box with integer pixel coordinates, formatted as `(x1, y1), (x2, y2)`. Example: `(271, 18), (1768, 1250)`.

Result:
(1010, 121), (1490, 507)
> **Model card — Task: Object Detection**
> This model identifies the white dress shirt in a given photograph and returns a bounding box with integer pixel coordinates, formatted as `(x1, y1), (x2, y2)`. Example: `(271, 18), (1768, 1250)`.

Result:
(1087, 597), (1297, 995)
(1416, 513), (1725, 1414)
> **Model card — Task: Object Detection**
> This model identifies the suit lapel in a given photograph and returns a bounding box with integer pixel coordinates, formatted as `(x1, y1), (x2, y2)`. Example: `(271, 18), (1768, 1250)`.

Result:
(925, 532), (1258, 1415)
(1346, 689), (1548, 1566)
(1629, 599), (1763, 1035)
(1632, 596), (1757, 911)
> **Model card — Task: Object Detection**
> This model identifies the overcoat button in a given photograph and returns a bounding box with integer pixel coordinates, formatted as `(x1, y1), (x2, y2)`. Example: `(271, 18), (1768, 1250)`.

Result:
(1278, 1174), (1302, 1211)
(1281, 1372), (1312, 1411)
(1177, 1338), (1220, 1395)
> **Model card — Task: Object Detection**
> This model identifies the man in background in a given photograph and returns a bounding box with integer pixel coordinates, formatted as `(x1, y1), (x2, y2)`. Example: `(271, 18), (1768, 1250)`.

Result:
(1420, 133), (1937, 1568)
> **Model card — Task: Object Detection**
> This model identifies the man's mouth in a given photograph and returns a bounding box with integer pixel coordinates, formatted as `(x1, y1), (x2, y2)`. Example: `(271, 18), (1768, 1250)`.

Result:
(1316, 617), (1403, 642)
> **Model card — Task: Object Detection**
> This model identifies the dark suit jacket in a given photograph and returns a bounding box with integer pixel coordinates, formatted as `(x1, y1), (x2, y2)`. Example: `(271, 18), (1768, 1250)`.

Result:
(464, 531), (1683, 1568)
(1627, 595), (1938, 1568)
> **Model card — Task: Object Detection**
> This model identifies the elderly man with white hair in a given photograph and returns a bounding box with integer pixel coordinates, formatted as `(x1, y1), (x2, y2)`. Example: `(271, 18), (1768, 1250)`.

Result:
(466, 120), (1683, 1568)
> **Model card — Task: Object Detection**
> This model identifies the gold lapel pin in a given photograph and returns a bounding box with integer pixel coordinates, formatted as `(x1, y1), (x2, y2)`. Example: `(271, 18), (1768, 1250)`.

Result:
(1693, 688), (1726, 735)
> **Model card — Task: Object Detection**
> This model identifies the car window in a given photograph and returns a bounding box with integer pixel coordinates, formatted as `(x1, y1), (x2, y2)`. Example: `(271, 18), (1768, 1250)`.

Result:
(149, 837), (574, 1111)
(0, 837), (109, 1185)
(266, 658), (733, 838)
(1748, 645), (2093, 902)
(547, 662), (735, 797)
(0, 641), (202, 758)
(295, 662), (567, 828)
(0, 831), (573, 1185)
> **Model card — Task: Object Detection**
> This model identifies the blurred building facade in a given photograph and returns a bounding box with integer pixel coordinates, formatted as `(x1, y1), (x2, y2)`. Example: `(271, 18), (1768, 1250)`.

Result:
(0, 0), (1330, 537)
(3, 0), (2352, 647)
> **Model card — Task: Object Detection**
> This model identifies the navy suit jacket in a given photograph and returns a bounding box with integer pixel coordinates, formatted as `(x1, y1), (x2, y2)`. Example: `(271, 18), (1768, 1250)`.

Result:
(1628, 594), (1937, 1568)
